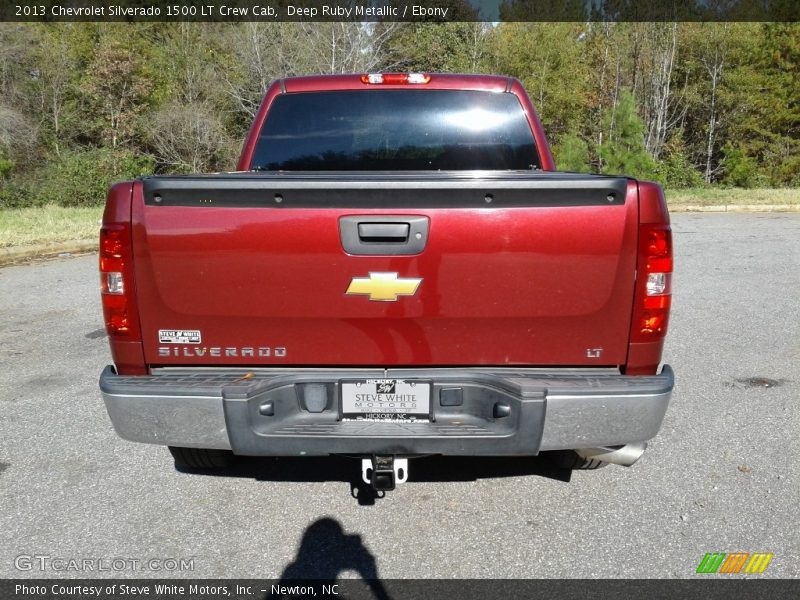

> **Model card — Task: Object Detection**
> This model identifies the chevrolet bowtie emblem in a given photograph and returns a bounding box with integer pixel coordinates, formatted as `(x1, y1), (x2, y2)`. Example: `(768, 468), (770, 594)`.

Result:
(346, 272), (422, 302)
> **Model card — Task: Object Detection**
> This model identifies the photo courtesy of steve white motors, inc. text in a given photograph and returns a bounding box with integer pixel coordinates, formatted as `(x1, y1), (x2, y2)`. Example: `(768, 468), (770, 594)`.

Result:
(14, 2), (452, 19)
(14, 583), (244, 598)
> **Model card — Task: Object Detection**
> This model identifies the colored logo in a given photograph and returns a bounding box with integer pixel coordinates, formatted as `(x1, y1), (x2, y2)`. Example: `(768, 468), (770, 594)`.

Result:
(696, 552), (773, 574)
(346, 272), (422, 302)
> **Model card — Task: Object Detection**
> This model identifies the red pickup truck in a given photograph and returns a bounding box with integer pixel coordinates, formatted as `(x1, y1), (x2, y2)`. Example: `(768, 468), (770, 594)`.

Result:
(98, 73), (673, 490)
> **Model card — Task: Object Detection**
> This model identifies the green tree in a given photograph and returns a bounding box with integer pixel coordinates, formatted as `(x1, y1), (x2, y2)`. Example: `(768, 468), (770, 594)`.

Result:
(30, 25), (86, 156)
(554, 131), (591, 172)
(386, 22), (491, 73)
(489, 23), (590, 141)
(751, 23), (800, 185)
(0, 148), (155, 208)
(721, 142), (762, 188)
(0, 148), (13, 179)
(600, 90), (657, 179)
(655, 129), (705, 188)
(80, 35), (152, 149)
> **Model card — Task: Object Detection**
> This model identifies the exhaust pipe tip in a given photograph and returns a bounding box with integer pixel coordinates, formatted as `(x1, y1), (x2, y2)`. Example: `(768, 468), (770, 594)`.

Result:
(576, 442), (648, 467)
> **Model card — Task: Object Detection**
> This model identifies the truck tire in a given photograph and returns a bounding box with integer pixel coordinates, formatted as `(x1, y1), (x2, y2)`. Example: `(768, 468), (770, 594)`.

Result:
(168, 446), (236, 470)
(544, 450), (608, 470)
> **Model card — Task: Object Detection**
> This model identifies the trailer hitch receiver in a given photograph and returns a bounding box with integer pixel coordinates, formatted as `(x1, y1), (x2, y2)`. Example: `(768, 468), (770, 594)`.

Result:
(361, 456), (408, 491)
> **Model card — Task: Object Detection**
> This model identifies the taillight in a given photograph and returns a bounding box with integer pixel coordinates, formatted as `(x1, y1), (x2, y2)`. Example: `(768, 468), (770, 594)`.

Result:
(632, 224), (673, 341)
(99, 223), (138, 338)
(360, 73), (431, 85)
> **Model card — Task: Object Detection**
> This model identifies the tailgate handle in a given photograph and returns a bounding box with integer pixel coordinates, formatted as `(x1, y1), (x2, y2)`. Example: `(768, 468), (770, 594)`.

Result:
(357, 222), (409, 242)
(340, 216), (429, 256)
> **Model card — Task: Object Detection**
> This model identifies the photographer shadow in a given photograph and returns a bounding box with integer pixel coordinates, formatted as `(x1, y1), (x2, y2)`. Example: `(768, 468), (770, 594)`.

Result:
(268, 517), (390, 600)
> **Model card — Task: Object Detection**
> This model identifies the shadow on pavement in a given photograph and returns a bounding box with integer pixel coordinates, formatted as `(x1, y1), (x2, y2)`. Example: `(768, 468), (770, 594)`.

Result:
(268, 517), (391, 598)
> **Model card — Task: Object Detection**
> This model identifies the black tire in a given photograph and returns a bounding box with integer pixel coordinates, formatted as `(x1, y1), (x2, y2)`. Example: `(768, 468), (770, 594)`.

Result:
(543, 450), (608, 470)
(168, 446), (236, 470)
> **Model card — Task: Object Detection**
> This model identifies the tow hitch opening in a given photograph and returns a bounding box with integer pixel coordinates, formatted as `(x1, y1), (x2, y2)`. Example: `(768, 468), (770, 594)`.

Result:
(362, 456), (408, 491)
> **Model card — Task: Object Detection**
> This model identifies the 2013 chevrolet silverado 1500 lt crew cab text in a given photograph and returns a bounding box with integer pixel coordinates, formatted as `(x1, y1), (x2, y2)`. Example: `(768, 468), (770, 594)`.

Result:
(98, 73), (674, 489)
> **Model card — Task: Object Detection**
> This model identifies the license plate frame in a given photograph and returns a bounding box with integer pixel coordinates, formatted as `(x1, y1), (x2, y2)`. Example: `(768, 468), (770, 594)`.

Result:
(339, 379), (432, 422)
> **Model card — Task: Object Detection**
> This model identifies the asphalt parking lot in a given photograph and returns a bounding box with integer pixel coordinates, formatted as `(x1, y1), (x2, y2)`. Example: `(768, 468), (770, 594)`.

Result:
(1, 213), (798, 579)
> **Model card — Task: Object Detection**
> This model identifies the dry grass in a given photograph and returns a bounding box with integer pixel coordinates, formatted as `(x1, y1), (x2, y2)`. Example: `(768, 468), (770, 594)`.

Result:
(667, 187), (799, 206)
(0, 205), (102, 248)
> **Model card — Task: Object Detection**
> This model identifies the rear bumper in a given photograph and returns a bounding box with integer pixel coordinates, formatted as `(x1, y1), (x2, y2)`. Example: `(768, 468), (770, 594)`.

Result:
(99, 365), (674, 456)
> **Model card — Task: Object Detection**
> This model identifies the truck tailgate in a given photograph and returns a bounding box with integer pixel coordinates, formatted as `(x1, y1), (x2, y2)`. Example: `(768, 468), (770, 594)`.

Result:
(131, 173), (638, 367)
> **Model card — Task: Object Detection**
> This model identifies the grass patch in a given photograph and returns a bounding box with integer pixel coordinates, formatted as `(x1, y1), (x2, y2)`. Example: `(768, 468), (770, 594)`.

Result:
(666, 187), (799, 206)
(0, 205), (102, 248)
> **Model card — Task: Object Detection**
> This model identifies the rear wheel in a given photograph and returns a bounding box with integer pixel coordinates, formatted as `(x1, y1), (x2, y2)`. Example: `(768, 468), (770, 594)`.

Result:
(544, 450), (608, 470)
(168, 446), (236, 470)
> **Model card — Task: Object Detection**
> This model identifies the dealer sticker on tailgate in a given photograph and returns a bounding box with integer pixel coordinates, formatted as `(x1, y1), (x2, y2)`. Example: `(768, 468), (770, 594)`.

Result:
(341, 379), (431, 422)
(158, 329), (201, 344)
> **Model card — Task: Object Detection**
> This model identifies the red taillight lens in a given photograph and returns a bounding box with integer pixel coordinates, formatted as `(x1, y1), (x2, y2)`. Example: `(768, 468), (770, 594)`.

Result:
(632, 224), (673, 342)
(640, 310), (669, 335)
(645, 229), (673, 272)
(99, 224), (137, 338)
(646, 229), (669, 256)
(643, 294), (671, 310)
(103, 294), (130, 334)
(101, 228), (123, 256)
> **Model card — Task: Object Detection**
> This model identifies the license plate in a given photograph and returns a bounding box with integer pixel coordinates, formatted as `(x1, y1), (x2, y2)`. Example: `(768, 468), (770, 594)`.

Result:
(340, 379), (431, 422)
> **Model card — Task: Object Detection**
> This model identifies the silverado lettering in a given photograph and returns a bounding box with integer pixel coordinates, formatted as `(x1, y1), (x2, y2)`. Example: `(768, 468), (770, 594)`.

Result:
(157, 347), (286, 358)
(98, 73), (674, 487)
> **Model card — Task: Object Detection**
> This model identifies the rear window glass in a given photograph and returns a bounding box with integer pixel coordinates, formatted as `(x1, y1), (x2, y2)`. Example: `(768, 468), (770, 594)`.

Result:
(251, 89), (539, 171)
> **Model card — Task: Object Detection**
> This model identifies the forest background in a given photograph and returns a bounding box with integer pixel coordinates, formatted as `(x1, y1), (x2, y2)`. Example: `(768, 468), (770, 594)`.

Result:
(0, 20), (797, 223)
